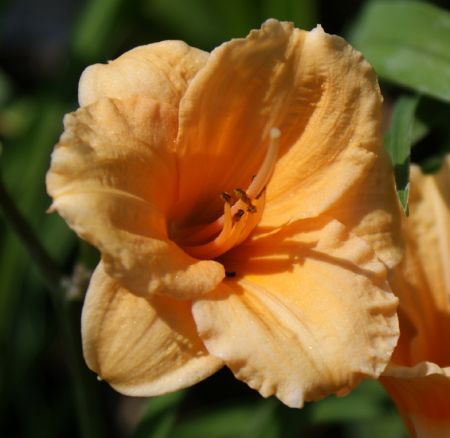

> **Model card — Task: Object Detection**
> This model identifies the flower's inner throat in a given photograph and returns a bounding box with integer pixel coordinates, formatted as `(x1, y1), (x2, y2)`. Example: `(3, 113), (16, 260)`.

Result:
(178, 128), (281, 260)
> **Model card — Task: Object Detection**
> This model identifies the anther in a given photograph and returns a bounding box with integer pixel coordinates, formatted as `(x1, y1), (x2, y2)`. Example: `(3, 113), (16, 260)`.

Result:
(234, 188), (256, 213)
(234, 188), (250, 202)
(221, 192), (232, 203)
(233, 209), (245, 223)
(177, 129), (278, 259)
(225, 271), (236, 278)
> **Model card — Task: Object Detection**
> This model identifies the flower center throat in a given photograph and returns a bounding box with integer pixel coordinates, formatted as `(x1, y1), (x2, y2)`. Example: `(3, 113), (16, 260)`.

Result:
(180, 128), (280, 260)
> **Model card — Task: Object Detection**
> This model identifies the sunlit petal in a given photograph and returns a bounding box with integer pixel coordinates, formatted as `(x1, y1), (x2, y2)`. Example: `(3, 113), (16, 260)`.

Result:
(194, 219), (398, 407)
(83, 263), (223, 395)
(172, 18), (383, 229)
(47, 96), (224, 299)
(406, 159), (450, 304)
(46, 19), (402, 405)
(261, 26), (384, 228)
(79, 41), (208, 108)
(388, 159), (450, 367)
(382, 363), (450, 438)
(175, 19), (295, 224)
(324, 151), (403, 268)
(381, 157), (450, 437)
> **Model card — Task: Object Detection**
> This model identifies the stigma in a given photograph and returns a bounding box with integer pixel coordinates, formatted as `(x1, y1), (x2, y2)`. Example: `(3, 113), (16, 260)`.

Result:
(182, 128), (280, 260)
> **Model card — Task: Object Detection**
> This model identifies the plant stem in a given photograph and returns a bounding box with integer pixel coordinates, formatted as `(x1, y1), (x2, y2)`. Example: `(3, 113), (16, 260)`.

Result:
(0, 175), (106, 438)
(0, 177), (63, 296)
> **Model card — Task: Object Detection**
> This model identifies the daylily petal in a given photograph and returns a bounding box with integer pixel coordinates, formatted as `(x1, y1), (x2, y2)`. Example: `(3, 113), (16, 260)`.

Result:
(389, 159), (450, 367)
(79, 41), (208, 108)
(82, 262), (223, 395)
(261, 27), (383, 228)
(323, 150), (403, 269)
(174, 19), (382, 230)
(193, 219), (398, 407)
(47, 96), (224, 299)
(46, 19), (403, 408)
(405, 160), (450, 305)
(390, 240), (450, 367)
(380, 158), (450, 437)
(174, 19), (294, 224)
(382, 363), (450, 438)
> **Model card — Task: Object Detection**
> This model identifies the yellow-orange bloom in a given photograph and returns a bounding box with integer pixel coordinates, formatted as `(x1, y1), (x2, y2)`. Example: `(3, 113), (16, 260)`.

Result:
(46, 20), (401, 407)
(382, 157), (450, 437)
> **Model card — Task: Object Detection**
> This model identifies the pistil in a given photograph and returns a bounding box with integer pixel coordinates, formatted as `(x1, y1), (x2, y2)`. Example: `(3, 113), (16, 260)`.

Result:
(246, 127), (280, 199)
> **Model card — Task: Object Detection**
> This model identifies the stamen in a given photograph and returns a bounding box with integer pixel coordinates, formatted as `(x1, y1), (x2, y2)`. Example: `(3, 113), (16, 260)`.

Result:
(183, 191), (266, 259)
(233, 208), (245, 223)
(178, 128), (280, 259)
(234, 188), (256, 213)
(233, 190), (266, 248)
(184, 202), (250, 259)
(234, 188), (250, 202)
(221, 192), (232, 203)
(222, 201), (233, 235)
(246, 127), (280, 199)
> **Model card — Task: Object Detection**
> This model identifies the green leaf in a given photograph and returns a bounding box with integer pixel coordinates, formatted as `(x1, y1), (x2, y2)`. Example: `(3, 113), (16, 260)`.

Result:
(261, 0), (317, 30)
(72, 0), (125, 61)
(410, 96), (450, 172)
(311, 380), (386, 423)
(171, 399), (280, 438)
(0, 69), (12, 107)
(384, 95), (420, 213)
(410, 115), (428, 145)
(350, 0), (450, 102)
(349, 414), (408, 438)
(132, 391), (186, 438)
(0, 96), (71, 341)
(212, 0), (260, 39)
(144, 0), (258, 48)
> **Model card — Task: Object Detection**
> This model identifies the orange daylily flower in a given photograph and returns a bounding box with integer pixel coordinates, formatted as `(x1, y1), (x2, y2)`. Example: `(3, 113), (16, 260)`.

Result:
(46, 19), (401, 407)
(382, 157), (450, 437)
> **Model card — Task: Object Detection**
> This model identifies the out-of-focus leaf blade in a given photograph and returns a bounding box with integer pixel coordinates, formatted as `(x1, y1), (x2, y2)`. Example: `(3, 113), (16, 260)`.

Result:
(211, 0), (259, 39)
(350, 0), (450, 102)
(410, 97), (450, 172)
(384, 95), (420, 213)
(311, 381), (407, 437)
(72, 0), (124, 61)
(132, 391), (186, 438)
(0, 95), (79, 436)
(0, 96), (75, 340)
(145, 0), (257, 48)
(261, 0), (317, 30)
(349, 414), (408, 438)
(170, 399), (279, 438)
(311, 380), (386, 423)
(0, 69), (12, 107)
(0, 98), (37, 139)
(411, 116), (428, 145)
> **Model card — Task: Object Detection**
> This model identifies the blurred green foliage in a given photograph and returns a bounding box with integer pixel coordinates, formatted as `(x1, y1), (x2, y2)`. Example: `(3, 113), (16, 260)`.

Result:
(350, 0), (450, 102)
(383, 95), (420, 213)
(1, 0), (449, 437)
